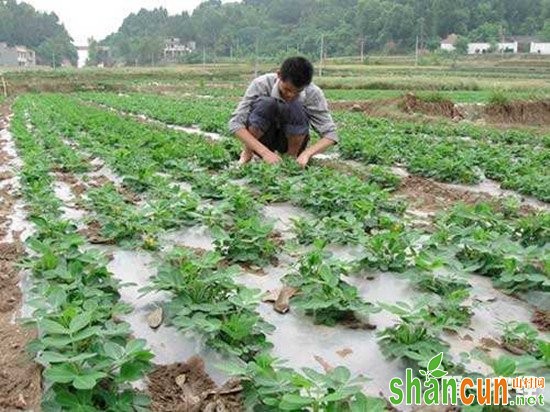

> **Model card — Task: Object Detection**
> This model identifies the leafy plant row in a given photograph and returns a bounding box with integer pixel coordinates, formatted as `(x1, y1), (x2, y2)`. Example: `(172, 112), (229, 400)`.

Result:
(21, 94), (384, 410)
(336, 113), (550, 201)
(11, 97), (154, 411)
(80, 91), (549, 201)
(77, 91), (235, 135)
(22, 93), (549, 410)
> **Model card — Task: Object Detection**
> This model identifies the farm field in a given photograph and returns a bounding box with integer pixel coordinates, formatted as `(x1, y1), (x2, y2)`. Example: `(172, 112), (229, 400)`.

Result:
(0, 63), (549, 411)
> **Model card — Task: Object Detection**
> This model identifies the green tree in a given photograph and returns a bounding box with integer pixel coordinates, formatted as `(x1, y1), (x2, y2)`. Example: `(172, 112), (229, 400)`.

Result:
(0, 0), (77, 66)
(540, 19), (550, 40)
(454, 36), (469, 54)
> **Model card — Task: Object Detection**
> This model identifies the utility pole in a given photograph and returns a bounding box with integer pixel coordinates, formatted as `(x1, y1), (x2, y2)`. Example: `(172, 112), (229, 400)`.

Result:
(202, 46), (206, 69)
(52, 51), (56, 69)
(360, 36), (366, 63)
(319, 34), (324, 77)
(415, 35), (419, 67)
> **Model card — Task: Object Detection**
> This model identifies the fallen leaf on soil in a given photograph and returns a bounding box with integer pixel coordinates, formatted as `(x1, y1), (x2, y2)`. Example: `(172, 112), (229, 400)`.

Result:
(480, 337), (500, 350)
(474, 294), (497, 303)
(336, 348), (353, 358)
(274, 286), (297, 314)
(314, 355), (333, 373)
(261, 290), (278, 303)
(147, 307), (163, 329)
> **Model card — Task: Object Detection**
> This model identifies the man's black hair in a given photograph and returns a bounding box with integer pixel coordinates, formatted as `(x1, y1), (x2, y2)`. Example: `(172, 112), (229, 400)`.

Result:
(280, 57), (314, 89)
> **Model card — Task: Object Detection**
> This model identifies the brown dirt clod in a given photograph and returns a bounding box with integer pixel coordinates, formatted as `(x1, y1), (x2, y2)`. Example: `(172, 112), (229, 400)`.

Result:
(148, 356), (242, 412)
(532, 310), (550, 332)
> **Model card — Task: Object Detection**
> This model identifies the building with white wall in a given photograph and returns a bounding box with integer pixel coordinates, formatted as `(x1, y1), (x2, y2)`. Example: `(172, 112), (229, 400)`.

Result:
(497, 41), (518, 53)
(440, 34), (457, 51)
(468, 42), (491, 54)
(530, 42), (550, 55)
(163, 38), (196, 62)
(0, 43), (36, 67)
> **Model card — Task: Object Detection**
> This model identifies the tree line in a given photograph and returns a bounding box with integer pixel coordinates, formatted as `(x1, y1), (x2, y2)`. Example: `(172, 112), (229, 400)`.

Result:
(2, 0), (550, 68)
(100, 0), (550, 65)
(0, 0), (77, 67)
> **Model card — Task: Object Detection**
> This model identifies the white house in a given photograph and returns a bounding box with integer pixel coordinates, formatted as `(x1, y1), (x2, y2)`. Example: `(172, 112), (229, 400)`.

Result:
(468, 42), (491, 54)
(163, 38), (196, 62)
(0, 43), (36, 67)
(497, 41), (518, 53)
(530, 42), (550, 55)
(440, 34), (457, 51)
(467, 41), (518, 54)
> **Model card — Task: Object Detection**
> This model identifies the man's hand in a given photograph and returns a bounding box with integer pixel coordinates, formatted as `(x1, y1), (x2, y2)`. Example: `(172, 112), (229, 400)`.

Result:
(262, 151), (282, 165)
(296, 151), (311, 168)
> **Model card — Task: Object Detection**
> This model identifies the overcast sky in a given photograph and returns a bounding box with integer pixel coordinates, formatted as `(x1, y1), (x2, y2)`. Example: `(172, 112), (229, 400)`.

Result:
(23, 0), (235, 46)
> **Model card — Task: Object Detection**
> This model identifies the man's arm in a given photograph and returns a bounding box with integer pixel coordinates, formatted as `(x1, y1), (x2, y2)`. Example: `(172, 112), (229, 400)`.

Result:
(296, 136), (335, 167)
(235, 128), (281, 164)
(229, 76), (281, 164)
(297, 85), (339, 167)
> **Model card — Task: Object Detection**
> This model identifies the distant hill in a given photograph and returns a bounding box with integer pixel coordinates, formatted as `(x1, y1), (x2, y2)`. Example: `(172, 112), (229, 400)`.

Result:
(0, 0), (77, 67)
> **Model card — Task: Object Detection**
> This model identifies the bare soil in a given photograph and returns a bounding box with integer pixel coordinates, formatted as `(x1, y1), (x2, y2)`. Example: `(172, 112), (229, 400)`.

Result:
(532, 310), (550, 332)
(485, 100), (550, 125)
(399, 93), (462, 120)
(80, 220), (115, 245)
(332, 95), (550, 135)
(331, 98), (400, 117)
(0, 115), (42, 410)
(395, 175), (493, 213)
(148, 356), (243, 412)
(0, 185), (16, 239)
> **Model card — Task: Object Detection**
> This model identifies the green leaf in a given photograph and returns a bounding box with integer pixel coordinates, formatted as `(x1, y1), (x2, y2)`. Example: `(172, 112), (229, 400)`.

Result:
(40, 319), (69, 335)
(331, 366), (352, 384)
(118, 361), (147, 382)
(279, 393), (315, 410)
(322, 390), (349, 403)
(69, 312), (92, 334)
(351, 395), (386, 412)
(430, 369), (447, 378)
(492, 357), (516, 376)
(44, 363), (76, 383)
(47, 286), (67, 307)
(73, 374), (100, 390)
(125, 339), (146, 354)
(216, 361), (247, 376)
(427, 352), (444, 372)
(104, 341), (125, 360)
(69, 326), (100, 343)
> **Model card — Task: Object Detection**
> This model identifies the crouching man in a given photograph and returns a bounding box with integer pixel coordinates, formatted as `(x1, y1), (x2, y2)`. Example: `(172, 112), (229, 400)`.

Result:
(228, 56), (338, 168)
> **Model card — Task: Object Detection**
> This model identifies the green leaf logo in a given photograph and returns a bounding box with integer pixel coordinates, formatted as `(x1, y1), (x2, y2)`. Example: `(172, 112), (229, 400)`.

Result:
(420, 352), (447, 383)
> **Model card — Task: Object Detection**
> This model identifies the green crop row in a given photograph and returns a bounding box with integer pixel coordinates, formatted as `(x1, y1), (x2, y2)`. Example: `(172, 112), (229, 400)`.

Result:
(77, 91), (235, 135)
(11, 96), (154, 411)
(337, 114), (550, 201)
(20, 94), (386, 410)
(78, 91), (549, 202)
(17, 92), (549, 411)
